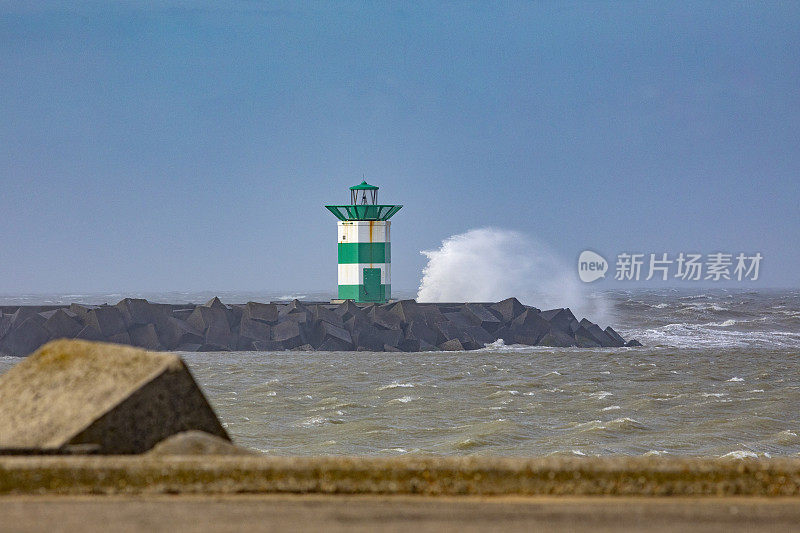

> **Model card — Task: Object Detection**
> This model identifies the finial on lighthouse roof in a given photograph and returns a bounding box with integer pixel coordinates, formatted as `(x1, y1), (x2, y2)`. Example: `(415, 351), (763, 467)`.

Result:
(349, 180), (379, 190)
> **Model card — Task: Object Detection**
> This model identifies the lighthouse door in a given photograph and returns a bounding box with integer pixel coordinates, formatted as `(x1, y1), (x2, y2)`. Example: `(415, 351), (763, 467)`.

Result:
(362, 268), (382, 302)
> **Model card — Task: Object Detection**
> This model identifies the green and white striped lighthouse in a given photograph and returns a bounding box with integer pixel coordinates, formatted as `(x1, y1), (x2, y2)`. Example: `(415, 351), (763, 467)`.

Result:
(325, 181), (402, 303)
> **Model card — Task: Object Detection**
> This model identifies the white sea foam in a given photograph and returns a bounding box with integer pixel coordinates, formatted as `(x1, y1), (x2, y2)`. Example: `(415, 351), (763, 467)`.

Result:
(709, 319), (737, 327)
(726, 377), (744, 382)
(721, 450), (760, 459)
(591, 391), (613, 400)
(377, 382), (415, 390)
(297, 416), (326, 427)
(416, 228), (611, 324)
(388, 396), (417, 404)
(602, 405), (621, 411)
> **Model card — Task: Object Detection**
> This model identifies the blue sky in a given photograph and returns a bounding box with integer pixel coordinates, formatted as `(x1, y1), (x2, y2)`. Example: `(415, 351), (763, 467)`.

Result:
(1, 1), (798, 293)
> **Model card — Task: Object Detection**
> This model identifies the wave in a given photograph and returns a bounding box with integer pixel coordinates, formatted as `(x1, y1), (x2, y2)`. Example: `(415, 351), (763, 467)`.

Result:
(416, 228), (612, 325)
(622, 322), (800, 349)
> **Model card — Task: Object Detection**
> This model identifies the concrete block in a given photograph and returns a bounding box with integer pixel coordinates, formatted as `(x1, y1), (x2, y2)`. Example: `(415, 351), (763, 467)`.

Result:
(0, 314), (11, 340)
(511, 310), (550, 345)
(176, 343), (202, 352)
(369, 307), (402, 331)
(280, 306), (313, 324)
(387, 300), (425, 325)
(239, 316), (271, 342)
(538, 331), (578, 347)
(438, 339), (465, 351)
(75, 325), (104, 342)
(462, 339), (482, 351)
(0, 317), (51, 357)
(244, 302), (278, 324)
(107, 331), (131, 345)
(625, 339), (643, 347)
(310, 321), (353, 349)
(0, 339), (229, 454)
(383, 344), (403, 352)
(420, 305), (447, 325)
(540, 308), (579, 335)
(43, 309), (83, 339)
(353, 329), (385, 352)
(156, 317), (204, 350)
(148, 430), (255, 456)
(491, 297), (527, 324)
(252, 340), (287, 351)
(334, 300), (366, 323)
(115, 298), (168, 328)
(312, 305), (344, 328)
(187, 307), (230, 335)
(227, 305), (243, 329)
(398, 338), (420, 352)
(205, 319), (233, 350)
(68, 303), (96, 323)
(9, 307), (45, 328)
(129, 323), (165, 351)
(443, 312), (473, 330)
(404, 321), (438, 346)
(579, 319), (616, 347)
(172, 308), (194, 321)
(461, 303), (502, 333)
(604, 326), (626, 347)
(492, 326), (514, 345)
(280, 299), (309, 316)
(272, 320), (306, 349)
(414, 339), (435, 352)
(202, 297), (236, 328)
(344, 314), (372, 335)
(434, 320), (467, 345)
(375, 328), (403, 348)
(197, 343), (230, 352)
(574, 327), (602, 348)
(291, 344), (315, 351)
(465, 325), (494, 346)
(86, 307), (127, 338)
(317, 337), (353, 351)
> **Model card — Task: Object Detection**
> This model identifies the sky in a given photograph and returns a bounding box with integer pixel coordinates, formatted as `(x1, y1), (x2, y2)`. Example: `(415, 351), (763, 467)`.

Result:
(1, 1), (798, 294)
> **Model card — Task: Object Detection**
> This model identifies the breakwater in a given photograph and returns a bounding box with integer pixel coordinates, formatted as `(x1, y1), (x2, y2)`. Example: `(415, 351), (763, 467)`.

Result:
(0, 297), (638, 357)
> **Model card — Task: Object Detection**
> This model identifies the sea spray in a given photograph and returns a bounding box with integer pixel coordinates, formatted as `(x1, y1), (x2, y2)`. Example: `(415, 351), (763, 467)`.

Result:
(416, 228), (611, 324)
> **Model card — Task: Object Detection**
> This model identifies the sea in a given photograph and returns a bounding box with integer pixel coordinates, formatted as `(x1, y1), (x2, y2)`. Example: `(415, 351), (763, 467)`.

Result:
(1, 288), (798, 458)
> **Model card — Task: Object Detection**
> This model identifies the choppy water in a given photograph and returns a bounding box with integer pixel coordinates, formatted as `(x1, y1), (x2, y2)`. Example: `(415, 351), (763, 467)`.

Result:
(1, 289), (798, 457)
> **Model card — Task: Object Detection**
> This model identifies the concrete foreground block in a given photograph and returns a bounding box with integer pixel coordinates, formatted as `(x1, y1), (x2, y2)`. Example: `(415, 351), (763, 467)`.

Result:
(147, 431), (256, 456)
(0, 339), (229, 454)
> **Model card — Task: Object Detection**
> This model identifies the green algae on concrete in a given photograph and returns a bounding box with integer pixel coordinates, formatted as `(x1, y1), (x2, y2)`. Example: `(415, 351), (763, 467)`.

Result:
(0, 340), (229, 454)
(1, 456), (800, 496)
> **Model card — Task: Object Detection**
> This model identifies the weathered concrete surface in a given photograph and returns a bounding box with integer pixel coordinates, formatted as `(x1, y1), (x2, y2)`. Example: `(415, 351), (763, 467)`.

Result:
(1, 456), (800, 496)
(147, 431), (257, 456)
(2, 495), (800, 533)
(0, 340), (229, 454)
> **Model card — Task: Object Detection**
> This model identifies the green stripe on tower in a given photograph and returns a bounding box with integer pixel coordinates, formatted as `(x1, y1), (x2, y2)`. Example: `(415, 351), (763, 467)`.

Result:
(338, 284), (391, 302)
(337, 242), (389, 264)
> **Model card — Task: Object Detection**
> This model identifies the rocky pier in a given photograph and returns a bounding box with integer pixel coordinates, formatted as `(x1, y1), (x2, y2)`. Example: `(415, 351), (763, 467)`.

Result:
(0, 297), (640, 357)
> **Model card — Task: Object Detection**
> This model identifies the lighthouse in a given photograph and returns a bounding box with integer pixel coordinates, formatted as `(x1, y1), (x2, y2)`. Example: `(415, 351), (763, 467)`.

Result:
(325, 181), (402, 303)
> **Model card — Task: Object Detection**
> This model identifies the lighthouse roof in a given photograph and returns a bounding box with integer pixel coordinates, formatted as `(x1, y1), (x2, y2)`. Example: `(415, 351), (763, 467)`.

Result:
(349, 180), (379, 191)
